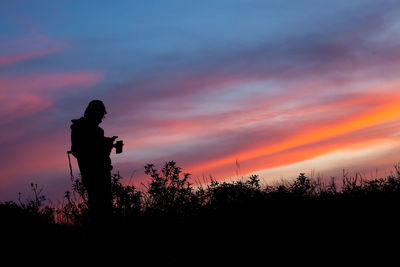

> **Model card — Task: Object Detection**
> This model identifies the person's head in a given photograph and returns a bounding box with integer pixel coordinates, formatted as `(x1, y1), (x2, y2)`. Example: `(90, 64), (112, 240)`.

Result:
(84, 100), (107, 124)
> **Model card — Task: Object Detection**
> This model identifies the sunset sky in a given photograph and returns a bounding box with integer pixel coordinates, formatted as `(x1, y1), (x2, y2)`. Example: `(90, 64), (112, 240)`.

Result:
(2, 0), (400, 201)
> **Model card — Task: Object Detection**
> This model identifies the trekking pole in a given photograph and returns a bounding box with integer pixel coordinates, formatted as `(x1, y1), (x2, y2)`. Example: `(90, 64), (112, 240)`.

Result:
(67, 151), (75, 182)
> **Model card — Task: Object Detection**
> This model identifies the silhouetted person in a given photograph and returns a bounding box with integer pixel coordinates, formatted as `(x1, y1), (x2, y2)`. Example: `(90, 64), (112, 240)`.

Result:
(70, 100), (119, 224)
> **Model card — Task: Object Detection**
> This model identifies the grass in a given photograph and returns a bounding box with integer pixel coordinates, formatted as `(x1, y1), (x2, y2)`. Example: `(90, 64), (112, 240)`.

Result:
(1, 161), (400, 263)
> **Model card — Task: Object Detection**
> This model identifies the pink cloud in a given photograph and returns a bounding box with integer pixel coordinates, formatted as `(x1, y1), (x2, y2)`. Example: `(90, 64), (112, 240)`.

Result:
(0, 72), (102, 93)
(0, 33), (68, 67)
(0, 47), (63, 67)
(0, 129), (68, 187)
(0, 72), (102, 126)
(0, 93), (51, 126)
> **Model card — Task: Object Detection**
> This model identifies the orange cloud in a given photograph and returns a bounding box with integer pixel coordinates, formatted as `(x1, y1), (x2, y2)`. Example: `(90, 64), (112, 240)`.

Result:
(188, 88), (400, 176)
(191, 122), (400, 181)
(111, 80), (400, 182)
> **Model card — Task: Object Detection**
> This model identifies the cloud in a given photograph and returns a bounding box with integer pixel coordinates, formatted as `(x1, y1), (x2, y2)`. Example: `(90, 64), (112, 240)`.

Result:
(0, 47), (63, 67)
(0, 72), (102, 127)
(0, 129), (67, 186)
(3, 1), (400, 201)
(102, 0), (400, 120)
(0, 33), (67, 67)
(185, 87), (400, 171)
(0, 71), (103, 190)
(108, 81), (400, 182)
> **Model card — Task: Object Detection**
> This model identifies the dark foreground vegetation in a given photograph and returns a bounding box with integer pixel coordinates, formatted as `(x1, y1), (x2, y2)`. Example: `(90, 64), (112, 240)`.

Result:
(2, 161), (400, 264)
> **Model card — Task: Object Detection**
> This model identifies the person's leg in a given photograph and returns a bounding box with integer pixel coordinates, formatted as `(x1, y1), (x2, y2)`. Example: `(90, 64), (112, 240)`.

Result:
(87, 175), (103, 224)
(87, 168), (112, 225)
(97, 169), (112, 223)
(78, 163), (112, 225)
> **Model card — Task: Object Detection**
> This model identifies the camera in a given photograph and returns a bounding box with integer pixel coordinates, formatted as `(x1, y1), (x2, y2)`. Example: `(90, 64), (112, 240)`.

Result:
(115, 140), (123, 154)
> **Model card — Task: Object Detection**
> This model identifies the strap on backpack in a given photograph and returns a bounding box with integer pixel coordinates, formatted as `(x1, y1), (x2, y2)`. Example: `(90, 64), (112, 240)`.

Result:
(67, 151), (75, 182)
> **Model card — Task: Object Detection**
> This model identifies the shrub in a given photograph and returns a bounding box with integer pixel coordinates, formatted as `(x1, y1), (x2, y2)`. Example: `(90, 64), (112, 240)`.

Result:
(143, 161), (196, 216)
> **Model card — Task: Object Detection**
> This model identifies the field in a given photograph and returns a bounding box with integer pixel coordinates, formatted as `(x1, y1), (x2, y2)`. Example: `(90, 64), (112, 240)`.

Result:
(2, 161), (400, 264)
